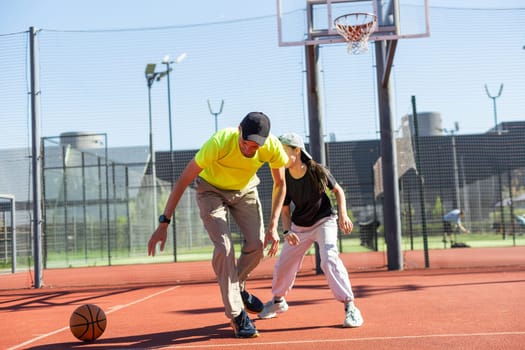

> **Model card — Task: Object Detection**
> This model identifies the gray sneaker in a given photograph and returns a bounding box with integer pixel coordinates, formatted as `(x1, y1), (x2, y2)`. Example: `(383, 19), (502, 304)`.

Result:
(343, 302), (364, 328)
(258, 298), (289, 319)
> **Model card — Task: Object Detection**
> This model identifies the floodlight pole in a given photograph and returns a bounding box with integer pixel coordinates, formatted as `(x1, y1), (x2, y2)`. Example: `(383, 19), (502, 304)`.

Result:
(207, 99), (224, 133)
(145, 64), (162, 231)
(162, 53), (186, 262)
(163, 59), (174, 184)
(162, 53), (186, 181)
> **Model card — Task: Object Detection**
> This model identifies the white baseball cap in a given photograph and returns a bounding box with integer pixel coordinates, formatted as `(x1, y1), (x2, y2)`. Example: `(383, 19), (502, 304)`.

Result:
(279, 133), (312, 160)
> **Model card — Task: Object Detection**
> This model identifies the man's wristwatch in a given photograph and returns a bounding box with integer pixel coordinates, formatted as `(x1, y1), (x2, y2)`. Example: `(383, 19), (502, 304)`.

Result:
(159, 214), (171, 224)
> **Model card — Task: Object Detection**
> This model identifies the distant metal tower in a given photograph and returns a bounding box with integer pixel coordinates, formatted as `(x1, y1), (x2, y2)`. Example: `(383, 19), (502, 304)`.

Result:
(484, 83), (504, 133)
(207, 99), (224, 132)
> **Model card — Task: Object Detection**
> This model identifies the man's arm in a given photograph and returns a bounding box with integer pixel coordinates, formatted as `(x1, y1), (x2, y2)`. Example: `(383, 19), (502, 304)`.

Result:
(163, 159), (203, 219)
(264, 166), (286, 256)
(148, 159), (203, 256)
(457, 222), (469, 233)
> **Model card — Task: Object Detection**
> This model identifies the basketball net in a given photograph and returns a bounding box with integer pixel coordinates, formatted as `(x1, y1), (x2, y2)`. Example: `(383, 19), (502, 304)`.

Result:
(334, 13), (377, 55)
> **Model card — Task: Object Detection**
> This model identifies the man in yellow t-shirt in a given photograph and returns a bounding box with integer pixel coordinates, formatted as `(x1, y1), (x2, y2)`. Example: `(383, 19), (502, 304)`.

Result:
(148, 112), (288, 338)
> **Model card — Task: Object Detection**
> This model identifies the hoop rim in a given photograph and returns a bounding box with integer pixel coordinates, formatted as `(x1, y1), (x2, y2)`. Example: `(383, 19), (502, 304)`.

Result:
(334, 12), (378, 54)
(334, 12), (377, 27)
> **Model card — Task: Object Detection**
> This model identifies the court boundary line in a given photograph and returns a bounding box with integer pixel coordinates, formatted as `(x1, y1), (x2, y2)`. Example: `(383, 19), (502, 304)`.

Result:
(162, 331), (525, 348)
(6, 286), (180, 350)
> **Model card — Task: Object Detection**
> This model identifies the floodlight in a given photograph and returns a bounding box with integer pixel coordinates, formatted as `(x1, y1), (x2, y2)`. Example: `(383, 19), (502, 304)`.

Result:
(175, 52), (187, 64)
(145, 63), (156, 77)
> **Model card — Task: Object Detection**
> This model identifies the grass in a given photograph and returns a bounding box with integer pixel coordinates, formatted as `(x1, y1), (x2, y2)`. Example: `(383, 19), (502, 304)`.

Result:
(3, 232), (523, 271)
(340, 232), (525, 253)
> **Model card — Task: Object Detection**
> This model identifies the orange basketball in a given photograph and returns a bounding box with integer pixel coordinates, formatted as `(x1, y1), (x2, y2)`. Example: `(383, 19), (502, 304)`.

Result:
(69, 304), (107, 342)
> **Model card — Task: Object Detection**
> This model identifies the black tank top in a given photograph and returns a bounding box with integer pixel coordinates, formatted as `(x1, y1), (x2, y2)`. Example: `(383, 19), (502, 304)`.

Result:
(283, 167), (337, 227)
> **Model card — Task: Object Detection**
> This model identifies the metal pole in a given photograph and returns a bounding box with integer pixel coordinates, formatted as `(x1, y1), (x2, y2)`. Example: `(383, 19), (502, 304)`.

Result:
(2, 194), (17, 273)
(156, 53), (185, 262)
(11, 196), (16, 273)
(29, 27), (43, 288)
(104, 134), (112, 265)
(375, 40), (403, 270)
(163, 58), (177, 262)
(497, 169), (506, 239)
(81, 153), (88, 262)
(125, 168), (132, 255)
(492, 98), (498, 131)
(451, 133), (461, 209)
(411, 95), (430, 268)
(507, 171), (516, 246)
(62, 145), (69, 266)
(165, 60), (174, 182)
(147, 83), (158, 230)
(305, 44), (325, 274)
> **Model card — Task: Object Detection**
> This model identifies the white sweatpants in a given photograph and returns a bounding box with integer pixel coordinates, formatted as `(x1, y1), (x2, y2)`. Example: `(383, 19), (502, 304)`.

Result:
(271, 215), (355, 303)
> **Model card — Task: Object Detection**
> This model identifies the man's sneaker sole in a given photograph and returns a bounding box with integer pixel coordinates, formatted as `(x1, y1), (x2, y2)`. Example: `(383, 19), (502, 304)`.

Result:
(241, 290), (264, 314)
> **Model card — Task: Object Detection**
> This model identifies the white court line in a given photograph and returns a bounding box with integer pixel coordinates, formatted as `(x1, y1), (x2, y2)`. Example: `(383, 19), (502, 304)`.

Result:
(162, 331), (525, 349)
(6, 286), (180, 350)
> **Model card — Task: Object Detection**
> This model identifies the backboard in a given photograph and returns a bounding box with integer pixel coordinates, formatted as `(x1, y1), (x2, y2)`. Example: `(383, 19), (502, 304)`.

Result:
(276, 0), (430, 47)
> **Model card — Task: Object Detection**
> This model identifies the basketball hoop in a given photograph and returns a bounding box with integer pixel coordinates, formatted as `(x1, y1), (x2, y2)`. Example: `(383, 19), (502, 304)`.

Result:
(334, 13), (377, 55)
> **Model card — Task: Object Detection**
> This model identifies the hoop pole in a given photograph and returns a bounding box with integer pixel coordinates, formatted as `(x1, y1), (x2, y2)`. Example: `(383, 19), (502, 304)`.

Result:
(30, 27), (44, 288)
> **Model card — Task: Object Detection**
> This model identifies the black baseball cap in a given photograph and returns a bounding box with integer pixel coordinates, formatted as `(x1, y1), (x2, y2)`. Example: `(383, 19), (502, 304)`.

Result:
(240, 112), (271, 146)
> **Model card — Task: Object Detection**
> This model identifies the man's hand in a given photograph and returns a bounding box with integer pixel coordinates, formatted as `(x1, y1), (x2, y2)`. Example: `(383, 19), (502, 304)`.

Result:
(264, 228), (280, 257)
(148, 225), (168, 256)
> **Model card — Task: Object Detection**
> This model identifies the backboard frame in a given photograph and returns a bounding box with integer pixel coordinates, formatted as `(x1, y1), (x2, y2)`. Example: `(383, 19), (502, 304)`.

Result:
(276, 0), (430, 47)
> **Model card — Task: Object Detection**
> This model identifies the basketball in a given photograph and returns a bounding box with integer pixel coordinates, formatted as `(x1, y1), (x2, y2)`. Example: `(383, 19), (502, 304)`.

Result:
(69, 304), (107, 342)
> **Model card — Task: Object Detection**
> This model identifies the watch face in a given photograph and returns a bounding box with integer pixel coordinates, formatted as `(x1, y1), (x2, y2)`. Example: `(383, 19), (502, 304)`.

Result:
(159, 215), (170, 223)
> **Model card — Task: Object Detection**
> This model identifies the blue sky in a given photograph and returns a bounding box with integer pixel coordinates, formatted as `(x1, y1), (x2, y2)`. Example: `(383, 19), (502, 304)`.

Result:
(0, 1), (277, 33)
(1, 0), (524, 151)
(1, 0), (521, 33)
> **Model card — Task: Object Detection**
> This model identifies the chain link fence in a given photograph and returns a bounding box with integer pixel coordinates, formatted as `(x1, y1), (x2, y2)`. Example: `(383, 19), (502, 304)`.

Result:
(1, 4), (524, 272)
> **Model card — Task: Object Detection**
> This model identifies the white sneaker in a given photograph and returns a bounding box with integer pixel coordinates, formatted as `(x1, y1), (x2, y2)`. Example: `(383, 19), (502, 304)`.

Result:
(258, 298), (289, 319)
(343, 302), (364, 328)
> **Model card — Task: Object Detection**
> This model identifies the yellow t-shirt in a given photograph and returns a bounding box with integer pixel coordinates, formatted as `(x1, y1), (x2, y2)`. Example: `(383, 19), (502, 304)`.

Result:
(194, 128), (288, 190)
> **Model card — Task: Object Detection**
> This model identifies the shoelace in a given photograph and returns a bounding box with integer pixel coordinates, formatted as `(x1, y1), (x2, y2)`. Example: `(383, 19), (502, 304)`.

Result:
(239, 313), (251, 327)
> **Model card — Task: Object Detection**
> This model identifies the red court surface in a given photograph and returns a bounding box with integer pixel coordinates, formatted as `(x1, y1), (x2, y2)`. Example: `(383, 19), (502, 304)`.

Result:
(1, 247), (524, 349)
